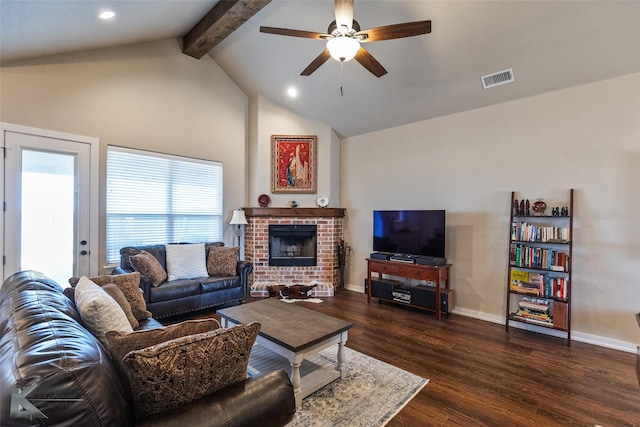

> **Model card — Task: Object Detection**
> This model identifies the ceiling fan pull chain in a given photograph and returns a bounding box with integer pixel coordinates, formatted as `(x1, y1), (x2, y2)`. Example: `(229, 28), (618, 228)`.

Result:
(340, 61), (344, 96)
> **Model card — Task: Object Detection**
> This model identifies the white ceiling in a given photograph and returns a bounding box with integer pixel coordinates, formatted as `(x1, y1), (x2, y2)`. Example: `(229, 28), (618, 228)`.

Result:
(2, 1), (640, 138)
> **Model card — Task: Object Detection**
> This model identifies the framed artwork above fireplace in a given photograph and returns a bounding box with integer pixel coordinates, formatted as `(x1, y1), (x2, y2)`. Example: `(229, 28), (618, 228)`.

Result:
(271, 135), (317, 194)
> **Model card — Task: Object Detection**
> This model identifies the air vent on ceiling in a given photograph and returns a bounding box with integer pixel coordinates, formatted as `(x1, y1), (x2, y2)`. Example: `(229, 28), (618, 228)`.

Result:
(481, 68), (514, 89)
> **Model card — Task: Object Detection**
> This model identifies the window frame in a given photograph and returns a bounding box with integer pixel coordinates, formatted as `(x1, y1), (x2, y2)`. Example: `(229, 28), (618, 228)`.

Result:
(106, 146), (223, 265)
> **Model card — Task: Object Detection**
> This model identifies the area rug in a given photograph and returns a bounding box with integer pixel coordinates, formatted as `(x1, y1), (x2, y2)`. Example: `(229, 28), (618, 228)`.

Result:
(287, 347), (428, 427)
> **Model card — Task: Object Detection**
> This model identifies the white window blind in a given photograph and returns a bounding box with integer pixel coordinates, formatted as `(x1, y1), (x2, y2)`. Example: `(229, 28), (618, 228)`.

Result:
(106, 146), (223, 265)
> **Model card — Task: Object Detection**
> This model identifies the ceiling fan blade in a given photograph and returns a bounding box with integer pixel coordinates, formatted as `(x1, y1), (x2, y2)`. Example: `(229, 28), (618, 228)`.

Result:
(260, 26), (329, 40)
(301, 49), (332, 76)
(334, 0), (354, 33)
(357, 20), (431, 42)
(354, 47), (387, 78)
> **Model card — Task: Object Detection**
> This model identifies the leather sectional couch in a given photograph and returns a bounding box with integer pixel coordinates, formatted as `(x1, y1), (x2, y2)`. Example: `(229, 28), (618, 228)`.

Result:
(113, 242), (252, 319)
(0, 270), (295, 426)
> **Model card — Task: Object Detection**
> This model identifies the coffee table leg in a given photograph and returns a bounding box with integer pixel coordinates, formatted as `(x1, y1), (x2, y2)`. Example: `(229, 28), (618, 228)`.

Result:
(337, 331), (348, 377)
(290, 357), (302, 407)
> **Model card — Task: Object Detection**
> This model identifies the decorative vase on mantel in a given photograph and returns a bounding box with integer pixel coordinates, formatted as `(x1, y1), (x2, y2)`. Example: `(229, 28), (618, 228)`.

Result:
(532, 199), (547, 215)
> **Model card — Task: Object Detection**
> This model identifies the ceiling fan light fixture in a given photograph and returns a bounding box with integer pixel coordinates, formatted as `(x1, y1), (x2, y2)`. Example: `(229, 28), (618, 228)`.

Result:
(99, 10), (115, 20)
(327, 37), (360, 62)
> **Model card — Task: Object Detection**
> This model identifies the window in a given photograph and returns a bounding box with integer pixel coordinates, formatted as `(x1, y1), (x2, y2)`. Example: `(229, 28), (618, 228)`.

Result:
(106, 146), (223, 265)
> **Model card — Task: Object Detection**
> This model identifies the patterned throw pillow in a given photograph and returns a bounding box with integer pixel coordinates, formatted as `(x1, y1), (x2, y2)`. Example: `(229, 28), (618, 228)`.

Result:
(105, 318), (221, 364)
(123, 322), (260, 421)
(206, 246), (239, 276)
(165, 243), (208, 281)
(70, 272), (152, 321)
(74, 277), (134, 345)
(130, 250), (167, 287)
(102, 283), (139, 329)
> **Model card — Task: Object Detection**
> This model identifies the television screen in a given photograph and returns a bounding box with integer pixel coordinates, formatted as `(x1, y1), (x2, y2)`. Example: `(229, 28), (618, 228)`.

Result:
(373, 210), (445, 258)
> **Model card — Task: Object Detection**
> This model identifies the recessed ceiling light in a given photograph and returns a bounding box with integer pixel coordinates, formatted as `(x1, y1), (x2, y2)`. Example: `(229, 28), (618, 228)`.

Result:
(287, 87), (298, 98)
(99, 10), (115, 20)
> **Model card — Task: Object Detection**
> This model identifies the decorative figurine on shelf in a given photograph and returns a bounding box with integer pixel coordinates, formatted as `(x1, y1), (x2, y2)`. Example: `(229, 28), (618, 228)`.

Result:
(513, 199), (520, 216)
(519, 200), (525, 216)
(552, 207), (559, 216)
(525, 199), (530, 216)
(289, 200), (298, 208)
(561, 206), (569, 216)
(532, 199), (547, 216)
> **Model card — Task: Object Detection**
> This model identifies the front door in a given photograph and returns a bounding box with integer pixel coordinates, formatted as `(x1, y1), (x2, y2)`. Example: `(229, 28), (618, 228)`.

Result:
(2, 123), (98, 285)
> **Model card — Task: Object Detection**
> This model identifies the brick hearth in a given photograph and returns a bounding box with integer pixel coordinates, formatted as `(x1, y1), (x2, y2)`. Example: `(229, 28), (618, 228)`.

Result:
(243, 208), (345, 289)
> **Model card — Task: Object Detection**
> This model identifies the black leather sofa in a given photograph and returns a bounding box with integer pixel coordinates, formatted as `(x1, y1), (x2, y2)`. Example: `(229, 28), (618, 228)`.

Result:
(113, 242), (252, 319)
(0, 271), (295, 427)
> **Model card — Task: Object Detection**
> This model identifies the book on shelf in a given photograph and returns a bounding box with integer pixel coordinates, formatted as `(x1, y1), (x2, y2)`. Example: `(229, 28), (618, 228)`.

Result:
(518, 297), (550, 313)
(529, 272), (544, 295)
(512, 222), (570, 243)
(552, 277), (568, 299)
(509, 270), (568, 299)
(508, 244), (569, 271)
(510, 269), (529, 284)
(513, 296), (553, 324)
(509, 270), (538, 294)
(515, 310), (551, 322)
(512, 311), (553, 326)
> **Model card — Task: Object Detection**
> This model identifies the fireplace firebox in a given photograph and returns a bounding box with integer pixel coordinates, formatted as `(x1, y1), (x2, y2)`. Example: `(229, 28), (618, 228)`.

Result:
(269, 224), (317, 266)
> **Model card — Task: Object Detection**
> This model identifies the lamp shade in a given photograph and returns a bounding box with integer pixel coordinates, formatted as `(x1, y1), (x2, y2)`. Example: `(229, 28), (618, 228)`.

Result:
(327, 36), (360, 62)
(229, 209), (248, 225)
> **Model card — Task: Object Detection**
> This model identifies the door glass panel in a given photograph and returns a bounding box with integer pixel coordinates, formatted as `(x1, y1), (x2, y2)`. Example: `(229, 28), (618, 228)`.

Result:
(21, 149), (75, 285)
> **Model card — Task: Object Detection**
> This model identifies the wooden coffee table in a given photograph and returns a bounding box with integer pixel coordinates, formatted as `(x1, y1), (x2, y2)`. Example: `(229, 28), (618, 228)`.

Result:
(217, 298), (352, 407)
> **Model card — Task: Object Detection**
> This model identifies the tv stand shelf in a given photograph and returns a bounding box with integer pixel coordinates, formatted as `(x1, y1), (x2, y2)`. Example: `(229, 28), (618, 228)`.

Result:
(366, 259), (451, 320)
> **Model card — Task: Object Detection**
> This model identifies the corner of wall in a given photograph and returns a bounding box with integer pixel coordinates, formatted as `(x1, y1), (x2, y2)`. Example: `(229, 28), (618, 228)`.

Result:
(249, 95), (340, 209)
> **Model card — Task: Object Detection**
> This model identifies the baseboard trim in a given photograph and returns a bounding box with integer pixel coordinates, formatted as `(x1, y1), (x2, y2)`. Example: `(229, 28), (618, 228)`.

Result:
(344, 284), (362, 293)
(451, 307), (637, 354)
(347, 286), (637, 354)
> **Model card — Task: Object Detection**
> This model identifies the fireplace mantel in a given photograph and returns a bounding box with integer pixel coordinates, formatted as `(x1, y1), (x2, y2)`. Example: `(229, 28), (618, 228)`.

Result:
(243, 207), (345, 218)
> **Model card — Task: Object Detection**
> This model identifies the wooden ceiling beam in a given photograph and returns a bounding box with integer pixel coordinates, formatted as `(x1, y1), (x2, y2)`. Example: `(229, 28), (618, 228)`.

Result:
(183, 0), (271, 59)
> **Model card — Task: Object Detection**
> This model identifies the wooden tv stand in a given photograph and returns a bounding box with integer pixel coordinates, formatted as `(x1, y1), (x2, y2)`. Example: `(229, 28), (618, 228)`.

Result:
(366, 258), (451, 320)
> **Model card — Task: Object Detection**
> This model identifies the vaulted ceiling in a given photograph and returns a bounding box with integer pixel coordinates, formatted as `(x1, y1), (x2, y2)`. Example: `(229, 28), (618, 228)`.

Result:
(2, 1), (639, 138)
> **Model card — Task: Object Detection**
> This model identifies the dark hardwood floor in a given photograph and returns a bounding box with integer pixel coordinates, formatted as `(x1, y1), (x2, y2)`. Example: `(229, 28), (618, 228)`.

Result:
(185, 290), (640, 426)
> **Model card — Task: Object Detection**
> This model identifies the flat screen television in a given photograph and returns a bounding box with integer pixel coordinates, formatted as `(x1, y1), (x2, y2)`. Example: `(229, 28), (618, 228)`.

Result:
(373, 210), (446, 258)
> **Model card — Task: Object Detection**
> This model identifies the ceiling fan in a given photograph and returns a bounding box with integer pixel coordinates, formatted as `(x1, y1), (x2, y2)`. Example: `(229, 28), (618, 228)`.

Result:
(260, 0), (431, 78)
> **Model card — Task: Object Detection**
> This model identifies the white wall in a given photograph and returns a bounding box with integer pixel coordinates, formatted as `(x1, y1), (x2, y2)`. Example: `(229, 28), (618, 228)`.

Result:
(342, 73), (640, 350)
(248, 95), (340, 208)
(0, 39), (249, 271)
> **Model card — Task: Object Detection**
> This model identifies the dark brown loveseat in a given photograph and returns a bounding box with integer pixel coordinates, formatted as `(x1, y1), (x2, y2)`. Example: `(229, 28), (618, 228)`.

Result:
(113, 242), (252, 319)
(0, 271), (295, 427)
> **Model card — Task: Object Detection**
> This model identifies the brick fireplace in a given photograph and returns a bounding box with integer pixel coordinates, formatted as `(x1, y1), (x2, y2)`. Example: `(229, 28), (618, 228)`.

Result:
(243, 208), (345, 290)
